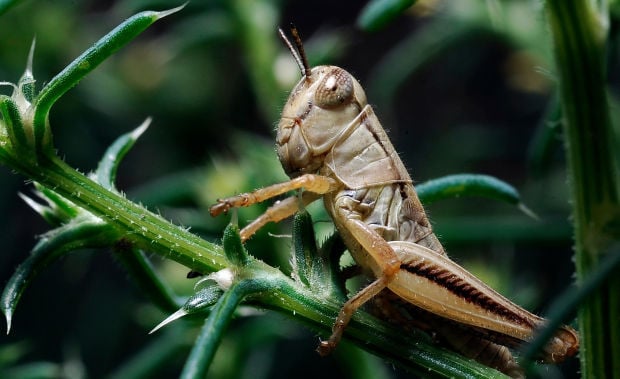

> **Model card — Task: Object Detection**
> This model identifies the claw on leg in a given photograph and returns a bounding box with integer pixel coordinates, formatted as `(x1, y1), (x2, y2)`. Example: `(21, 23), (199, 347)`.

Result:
(210, 174), (338, 217)
(316, 276), (391, 356)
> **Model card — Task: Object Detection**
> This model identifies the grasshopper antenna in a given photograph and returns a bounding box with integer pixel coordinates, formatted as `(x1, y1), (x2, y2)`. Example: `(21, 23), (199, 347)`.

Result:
(278, 24), (312, 81)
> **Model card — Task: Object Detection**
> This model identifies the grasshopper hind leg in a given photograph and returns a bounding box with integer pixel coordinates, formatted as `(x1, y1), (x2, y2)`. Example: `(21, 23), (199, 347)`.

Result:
(372, 290), (525, 379)
(317, 198), (403, 355)
(316, 276), (390, 356)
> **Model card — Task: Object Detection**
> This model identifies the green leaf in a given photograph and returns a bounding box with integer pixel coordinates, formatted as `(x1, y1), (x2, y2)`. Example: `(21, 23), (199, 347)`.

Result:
(357, 0), (416, 32)
(417, 173), (533, 210)
(1, 218), (118, 333)
(292, 209), (318, 287)
(416, 174), (538, 220)
(222, 223), (250, 266)
(96, 118), (151, 191)
(33, 6), (185, 154)
(0, 95), (29, 155)
(0, 0), (20, 16)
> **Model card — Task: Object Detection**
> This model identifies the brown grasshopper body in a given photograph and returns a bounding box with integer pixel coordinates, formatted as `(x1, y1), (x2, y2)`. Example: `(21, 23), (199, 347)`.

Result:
(210, 27), (578, 377)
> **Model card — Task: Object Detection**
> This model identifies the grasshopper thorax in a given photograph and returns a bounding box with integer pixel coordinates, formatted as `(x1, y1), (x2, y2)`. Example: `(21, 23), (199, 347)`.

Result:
(276, 65), (368, 178)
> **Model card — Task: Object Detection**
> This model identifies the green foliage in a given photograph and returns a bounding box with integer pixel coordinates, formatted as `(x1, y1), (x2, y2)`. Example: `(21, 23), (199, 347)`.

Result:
(357, 0), (416, 31)
(546, 1), (620, 377)
(1, 0), (618, 378)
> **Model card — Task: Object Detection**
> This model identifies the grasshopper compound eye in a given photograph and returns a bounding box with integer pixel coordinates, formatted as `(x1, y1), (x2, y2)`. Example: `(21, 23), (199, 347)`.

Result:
(314, 68), (354, 108)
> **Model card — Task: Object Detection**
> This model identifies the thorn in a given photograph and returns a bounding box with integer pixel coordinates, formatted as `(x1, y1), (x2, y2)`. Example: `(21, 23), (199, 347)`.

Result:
(26, 38), (36, 76)
(130, 117), (151, 140)
(231, 208), (238, 227)
(149, 308), (187, 334)
(3, 306), (13, 334)
(18, 192), (48, 216)
(157, 3), (187, 19)
(518, 203), (539, 221)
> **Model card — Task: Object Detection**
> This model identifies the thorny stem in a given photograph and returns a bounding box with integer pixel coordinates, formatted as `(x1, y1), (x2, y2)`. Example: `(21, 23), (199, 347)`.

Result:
(34, 154), (229, 273)
(546, 0), (620, 377)
(0, 147), (505, 377)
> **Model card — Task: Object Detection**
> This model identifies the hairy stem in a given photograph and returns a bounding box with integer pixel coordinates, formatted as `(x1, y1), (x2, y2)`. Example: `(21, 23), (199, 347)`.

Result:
(546, 1), (620, 377)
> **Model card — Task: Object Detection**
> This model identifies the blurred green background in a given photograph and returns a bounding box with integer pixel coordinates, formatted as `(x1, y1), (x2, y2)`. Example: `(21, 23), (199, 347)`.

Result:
(0, 0), (583, 378)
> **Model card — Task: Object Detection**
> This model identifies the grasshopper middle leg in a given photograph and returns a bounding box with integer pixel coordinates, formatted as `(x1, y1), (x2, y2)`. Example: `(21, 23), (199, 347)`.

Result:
(239, 191), (320, 241)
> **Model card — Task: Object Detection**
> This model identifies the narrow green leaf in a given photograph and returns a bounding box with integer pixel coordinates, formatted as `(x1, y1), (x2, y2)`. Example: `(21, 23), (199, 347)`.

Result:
(1, 220), (118, 333)
(20, 183), (82, 228)
(292, 209), (317, 287)
(357, 0), (416, 32)
(96, 118), (151, 190)
(34, 184), (80, 220)
(33, 6), (184, 153)
(18, 192), (65, 227)
(222, 223), (250, 266)
(183, 284), (223, 313)
(0, 0), (20, 16)
(416, 174), (520, 205)
(0, 95), (29, 154)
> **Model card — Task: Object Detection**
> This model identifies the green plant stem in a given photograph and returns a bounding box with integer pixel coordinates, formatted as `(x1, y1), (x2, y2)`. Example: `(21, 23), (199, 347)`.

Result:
(546, 1), (620, 378)
(0, 148), (505, 377)
(10, 153), (228, 274)
(180, 279), (267, 379)
(257, 273), (509, 379)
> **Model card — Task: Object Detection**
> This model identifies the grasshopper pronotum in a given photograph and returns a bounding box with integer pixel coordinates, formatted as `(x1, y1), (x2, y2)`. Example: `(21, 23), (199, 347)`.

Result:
(210, 26), (579, 377)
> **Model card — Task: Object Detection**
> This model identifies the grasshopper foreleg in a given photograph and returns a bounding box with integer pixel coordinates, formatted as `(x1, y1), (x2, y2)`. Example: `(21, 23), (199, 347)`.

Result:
(209, 174), (338, 217)
(210, 174), (338, 240)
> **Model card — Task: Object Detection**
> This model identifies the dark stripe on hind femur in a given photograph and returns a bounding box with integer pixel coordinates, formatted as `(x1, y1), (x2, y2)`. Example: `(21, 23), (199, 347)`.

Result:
(402, 259), (535, 328)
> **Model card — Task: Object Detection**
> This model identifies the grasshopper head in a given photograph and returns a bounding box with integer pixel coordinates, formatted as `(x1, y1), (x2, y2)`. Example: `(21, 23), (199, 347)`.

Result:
(276, 65), (368, 178)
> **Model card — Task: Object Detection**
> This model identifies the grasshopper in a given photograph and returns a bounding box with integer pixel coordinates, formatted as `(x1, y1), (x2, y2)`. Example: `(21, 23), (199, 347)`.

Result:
(210, 26), (579, 377)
